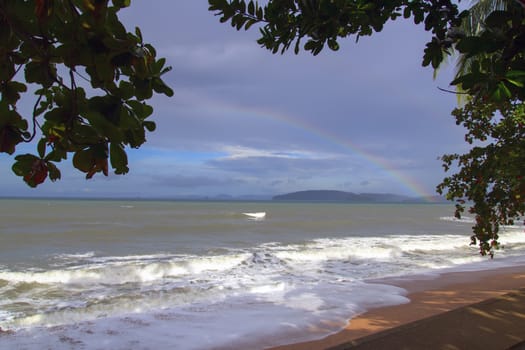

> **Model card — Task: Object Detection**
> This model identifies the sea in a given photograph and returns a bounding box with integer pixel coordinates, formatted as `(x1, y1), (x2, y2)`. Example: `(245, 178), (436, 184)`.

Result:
(1, 198), (525, 349)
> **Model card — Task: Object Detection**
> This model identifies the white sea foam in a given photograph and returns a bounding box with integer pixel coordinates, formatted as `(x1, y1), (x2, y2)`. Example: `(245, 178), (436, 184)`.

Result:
(440, 215), (475, 223)
(0, 253), (250, 286)
(88, 253), (179, 263)
(54, 252), (96, 260)
(243, 212), (266, 220)
(1, 278), (414, 349)
(249, 282), (286, 294)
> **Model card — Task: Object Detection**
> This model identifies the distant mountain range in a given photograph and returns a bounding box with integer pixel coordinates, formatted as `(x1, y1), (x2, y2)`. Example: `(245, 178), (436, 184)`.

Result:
(272, 190), (447, 203)
(141, 190), (446, 203)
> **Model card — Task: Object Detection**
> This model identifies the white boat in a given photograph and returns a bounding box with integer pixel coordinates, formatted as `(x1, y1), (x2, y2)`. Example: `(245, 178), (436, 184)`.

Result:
(242, 212), (266, 219)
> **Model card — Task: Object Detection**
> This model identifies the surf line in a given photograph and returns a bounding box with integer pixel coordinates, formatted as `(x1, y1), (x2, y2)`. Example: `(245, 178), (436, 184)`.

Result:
(195, 96), (435, 201)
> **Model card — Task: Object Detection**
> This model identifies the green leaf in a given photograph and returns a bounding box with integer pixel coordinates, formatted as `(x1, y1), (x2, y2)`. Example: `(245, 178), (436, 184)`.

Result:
(25, 62), (55, 88)
(118, 106), (141, 129)
(118, 80), (135, 100)
(110, 142), (129, 174)
(1, 81), (27, 104)
(244, 19), (257, 30)
(94, 54), (114, 82)
(45, 149), (66, 162)
(484, 10), (511, 28)
(413, 10), (424, 24)
(152, 78), (174, 97)
(73, 149), (94, 173)
(151, 57), (166, 75)
(505, 70), (525, 87)
(208, 0), (229, 11)
(239, 1), (246, 14)
(37, 138), (47, 158)
(431, 50), (443, 69)
(144, 44), (157, 58)
(12, 154), (39, 176)
(135, 26), (143, 42)
(455, 37), (485, 55)
(402, 6), (410, 19)
(0, 123), (25, 155)
(505, 78), (524, 88)
(112, 0), (131, 8)
(12, 154), (48, 187)
(143, 120), (156, 132)
(450, 73), (478, 88)
(491, 82), (511, 102)
(134, 78), (153, 100)
(47, 161), (61, 181)
(70, 124), (101, 145)
(127, 100), (154, 120)
(422, 39), (443, 68)
(304, 40), (317, 51)
(84, 109), (124, 142)
(327, 39), (339, 51)
(506, 70), (525, 78)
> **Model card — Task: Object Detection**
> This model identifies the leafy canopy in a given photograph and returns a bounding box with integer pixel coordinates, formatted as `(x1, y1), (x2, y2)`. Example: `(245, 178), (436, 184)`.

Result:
(208, 0), (525, 257)
(0, 0), (173, 187)
(438, 4), (525, 257)
(208, 0), (466, 66)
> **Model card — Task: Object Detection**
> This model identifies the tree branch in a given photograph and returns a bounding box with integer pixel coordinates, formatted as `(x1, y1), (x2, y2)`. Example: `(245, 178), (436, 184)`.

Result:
(438, 86), (469, 94)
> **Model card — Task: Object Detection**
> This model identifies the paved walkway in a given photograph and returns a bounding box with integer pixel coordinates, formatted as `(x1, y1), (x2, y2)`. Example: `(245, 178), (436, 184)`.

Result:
(331, 288), (525, 350)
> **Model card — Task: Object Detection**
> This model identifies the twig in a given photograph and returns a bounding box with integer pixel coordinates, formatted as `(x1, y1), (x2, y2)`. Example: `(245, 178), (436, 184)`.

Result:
(438, 86), (469, 94)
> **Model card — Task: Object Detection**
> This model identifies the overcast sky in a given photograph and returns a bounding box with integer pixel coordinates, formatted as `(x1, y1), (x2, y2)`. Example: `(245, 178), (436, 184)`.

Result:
(1, 1), (469, 199)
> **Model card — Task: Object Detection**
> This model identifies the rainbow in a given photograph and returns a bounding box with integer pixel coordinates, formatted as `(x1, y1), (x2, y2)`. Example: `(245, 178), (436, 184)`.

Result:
(193, 95), (437, 201)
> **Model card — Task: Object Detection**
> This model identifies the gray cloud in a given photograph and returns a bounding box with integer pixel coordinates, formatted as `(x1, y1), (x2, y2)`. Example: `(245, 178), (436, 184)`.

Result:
(148, 174), (245, 189)
(207, 156), (347, 176)
(2, 1), (467, 198)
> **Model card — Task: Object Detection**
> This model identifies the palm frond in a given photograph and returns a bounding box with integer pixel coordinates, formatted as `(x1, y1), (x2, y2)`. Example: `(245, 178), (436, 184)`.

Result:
(453, 0), (514, 103)
(462, 0), (509, 35)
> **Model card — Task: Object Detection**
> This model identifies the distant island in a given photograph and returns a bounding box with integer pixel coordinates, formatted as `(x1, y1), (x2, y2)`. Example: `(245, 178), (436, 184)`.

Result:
(3, 191), (447, 203)
(272, 190), (447, 203)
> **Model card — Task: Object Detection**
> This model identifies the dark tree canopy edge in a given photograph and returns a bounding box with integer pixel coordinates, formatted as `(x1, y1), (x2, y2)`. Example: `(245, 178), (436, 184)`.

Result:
(0, 0), (173, 187)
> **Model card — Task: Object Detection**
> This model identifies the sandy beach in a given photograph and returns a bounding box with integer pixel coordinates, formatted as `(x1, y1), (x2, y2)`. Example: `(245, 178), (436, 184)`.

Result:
(269, 265), (525, 350)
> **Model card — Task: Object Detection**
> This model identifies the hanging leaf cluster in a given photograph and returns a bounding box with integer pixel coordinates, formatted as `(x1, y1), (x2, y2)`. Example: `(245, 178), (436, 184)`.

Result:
(208, 0), (465, 63)
(438, 102), (525, 257)
(0, 0), (173, 187)
(438, 4), (525, 257)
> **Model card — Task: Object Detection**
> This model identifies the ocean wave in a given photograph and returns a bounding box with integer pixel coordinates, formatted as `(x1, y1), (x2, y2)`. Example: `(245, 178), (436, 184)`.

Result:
(0, 254), (250, 285)
(440, 215), (475, 223)
(2, 228), (525, 332)
(3, 229), (525, 288)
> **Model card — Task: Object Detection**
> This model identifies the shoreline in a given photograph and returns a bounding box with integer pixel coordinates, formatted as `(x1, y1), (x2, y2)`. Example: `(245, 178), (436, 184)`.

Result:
(268, 264), (525, 350)
(1, 263), (525, 349)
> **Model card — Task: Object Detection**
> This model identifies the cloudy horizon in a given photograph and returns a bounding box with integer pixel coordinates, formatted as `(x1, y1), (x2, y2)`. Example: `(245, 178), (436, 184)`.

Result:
(0, 1), (469, 199)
